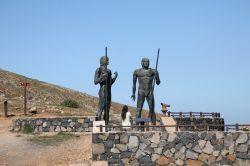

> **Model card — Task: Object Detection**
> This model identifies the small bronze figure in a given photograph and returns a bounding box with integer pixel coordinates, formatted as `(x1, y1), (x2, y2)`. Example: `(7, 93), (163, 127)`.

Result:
(131, 58), (160, 125)
(94, 56), (118, 124)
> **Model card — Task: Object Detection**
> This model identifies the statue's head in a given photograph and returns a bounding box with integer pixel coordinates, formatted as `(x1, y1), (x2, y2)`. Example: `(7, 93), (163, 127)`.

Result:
(141, 58), (149, 68)
(100, 56), (109, 66)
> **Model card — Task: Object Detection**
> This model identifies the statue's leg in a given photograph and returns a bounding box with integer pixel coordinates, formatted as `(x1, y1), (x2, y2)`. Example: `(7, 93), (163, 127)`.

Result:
(147, 94), (156, 125)
(96, 88), (105, 120)
(105, 100), (111, 125)
(136, 91), (145, 120)
(103, 93), (111, 124)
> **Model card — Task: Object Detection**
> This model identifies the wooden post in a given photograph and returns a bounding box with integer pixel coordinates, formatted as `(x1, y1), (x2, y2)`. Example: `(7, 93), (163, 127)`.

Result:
(4, 100), (8, 117)
(190, 112), (192, 117)
(200, 112), (202, 117)
(23, 82), (27, 115)
(100, 125), (103, 132)
(175, 124), (179, 132)
(168, 112), (171, 117)
(235, 124), (239, 131)
(180, 112), (182, 118)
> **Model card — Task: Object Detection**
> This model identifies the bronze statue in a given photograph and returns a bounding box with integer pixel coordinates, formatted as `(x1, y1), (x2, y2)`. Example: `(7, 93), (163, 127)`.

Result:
(94, 56), (118, 124)
(131, 58), (160, 125)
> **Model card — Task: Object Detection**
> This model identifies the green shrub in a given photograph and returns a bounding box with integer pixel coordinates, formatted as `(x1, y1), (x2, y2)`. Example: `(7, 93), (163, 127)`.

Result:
(29, 132), (73, 145)
(23, 123), (34, 134)
(61, 99), (80, 108)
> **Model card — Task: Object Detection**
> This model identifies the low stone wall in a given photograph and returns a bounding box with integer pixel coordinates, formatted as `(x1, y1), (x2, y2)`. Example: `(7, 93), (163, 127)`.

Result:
(93, 131), (250, 166)
(12, 116), (95, 132)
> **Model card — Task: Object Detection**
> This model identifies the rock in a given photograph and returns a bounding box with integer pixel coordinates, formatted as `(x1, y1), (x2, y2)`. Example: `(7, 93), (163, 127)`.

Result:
(236, 134), (248, 144)
(120, 134), (129, 144)
(49, 126), (54, 132)
(207, 155), (216, 164)
(198, 140), (206, 149)
(236, 153), (250, 159)
(130, 159), (139, 166)
(66, 127), (72, 132)
(224, 134), (234, 147)
(168, 133), (177, 142)
(76, 127), (83, 132)
(163, 149), (173, 157)
(198, 153), (209, 161)
(69, 122), (75, 128)
(151, 154), (160, 162)
(168, 163), (177, 166)
(99, 134), (108, 141)
(193, 145), (202, 153)
(111, 148), (120, 154)
(120, 151), (132, 158)
(115, 134), (119, 140)
(221, 149), (229, 156)
(216, 132), (224, 139)
(236, 144), (248, 153)
(174, 151), (182, 159)
(186, 160), (202, 166)
(42, 122), (47, 127)
(150, 132), (160, 144)
(186, 143), (193, 149)
(122, 158), (130, 165)
(135, 149), (145, 159)
(139, 143), (147, 150)
(150, 143), (158, 148)
(233, 159), (250, 166)
(175, 159), (184, 166)
(92, 143), (105, 154)
(156, 156), (169, 165)
(55, 126), (61, 132)
(105, 141), (114, 148)
(116, 144), (127, 152)
(128, 136), (138, 149)
(170, 148), (176, 153)
(227, 154), (236, 162)
(180, 146), (186, 154)
(202, 141), (214, 154)
(144, 147), (153, 155)
(154, 147), (163, 154)
(212, 150), (220, 157)
(186, 150), (199, 160)
(61, 127), (66, 132)
(229, 145), (234, 154)
(216, 155), (223, 162)
(29, 106), (37, 112)
(78, 119), (84, 123)
(36, 120), (43, 126)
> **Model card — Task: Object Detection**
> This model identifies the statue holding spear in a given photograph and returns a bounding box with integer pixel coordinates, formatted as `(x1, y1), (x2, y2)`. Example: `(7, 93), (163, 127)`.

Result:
(94, 47), (118, 124)
(131, 49), (161, 125)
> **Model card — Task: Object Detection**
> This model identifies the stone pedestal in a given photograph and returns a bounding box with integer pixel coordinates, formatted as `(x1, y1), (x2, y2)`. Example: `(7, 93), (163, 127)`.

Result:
(161, 117), (179, 132)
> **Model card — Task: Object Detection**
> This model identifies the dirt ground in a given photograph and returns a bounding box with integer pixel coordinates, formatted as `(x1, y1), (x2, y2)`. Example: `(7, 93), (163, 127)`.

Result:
(0, 117), (95, 166)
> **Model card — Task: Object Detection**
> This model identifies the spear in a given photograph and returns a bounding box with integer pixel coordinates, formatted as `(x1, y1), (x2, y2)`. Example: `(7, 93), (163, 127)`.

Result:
(152, 48), (160, 92)
(105, 47), (108, 125)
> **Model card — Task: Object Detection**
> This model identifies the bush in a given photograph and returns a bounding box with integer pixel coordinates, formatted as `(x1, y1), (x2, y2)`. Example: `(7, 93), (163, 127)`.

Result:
(61, 99), (80, 108)
(23, 123), (34, 134)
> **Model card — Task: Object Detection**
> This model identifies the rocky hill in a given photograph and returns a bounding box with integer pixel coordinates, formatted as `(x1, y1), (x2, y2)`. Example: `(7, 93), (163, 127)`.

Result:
(0, 69), (152, 122)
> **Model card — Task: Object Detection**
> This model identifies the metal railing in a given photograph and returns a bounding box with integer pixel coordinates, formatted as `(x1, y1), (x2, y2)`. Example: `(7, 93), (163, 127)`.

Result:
(167, 112), (221, 118)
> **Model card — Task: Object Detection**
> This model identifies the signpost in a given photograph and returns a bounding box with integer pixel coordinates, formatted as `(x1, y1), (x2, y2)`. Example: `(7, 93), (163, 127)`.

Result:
(20, 81), (30, 115)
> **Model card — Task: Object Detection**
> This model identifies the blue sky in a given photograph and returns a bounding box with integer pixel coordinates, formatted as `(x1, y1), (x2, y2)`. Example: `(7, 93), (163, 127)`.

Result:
(0, 1), (250, 124)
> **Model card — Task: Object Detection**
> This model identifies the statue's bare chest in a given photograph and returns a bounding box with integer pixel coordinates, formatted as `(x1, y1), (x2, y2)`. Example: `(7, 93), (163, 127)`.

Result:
(137, 69), (154, 78)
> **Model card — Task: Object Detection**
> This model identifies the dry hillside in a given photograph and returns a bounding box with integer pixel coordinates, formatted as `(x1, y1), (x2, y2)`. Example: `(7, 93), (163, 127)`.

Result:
(0, 69), (155, 121)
